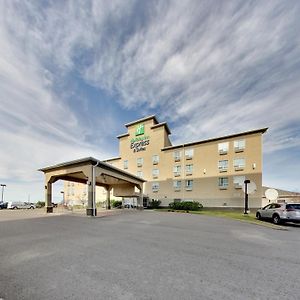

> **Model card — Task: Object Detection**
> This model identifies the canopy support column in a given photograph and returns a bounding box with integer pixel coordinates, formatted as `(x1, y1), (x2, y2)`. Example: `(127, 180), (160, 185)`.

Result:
(138, 185), (144, 210)
(45, 181), (53, 213)
(106, 186), (112, 210)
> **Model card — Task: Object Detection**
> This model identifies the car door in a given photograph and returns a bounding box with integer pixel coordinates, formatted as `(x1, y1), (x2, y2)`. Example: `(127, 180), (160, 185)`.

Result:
(265, 203), (277, 219)
(261, 204), (272, 218)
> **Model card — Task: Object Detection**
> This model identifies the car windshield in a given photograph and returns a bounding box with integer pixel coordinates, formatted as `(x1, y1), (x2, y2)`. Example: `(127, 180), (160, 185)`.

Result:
(286, 204), (300, 210)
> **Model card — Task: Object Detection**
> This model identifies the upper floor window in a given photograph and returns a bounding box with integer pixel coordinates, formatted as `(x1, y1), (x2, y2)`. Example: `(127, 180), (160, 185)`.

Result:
(234, 158), (245, 171)
(185, 179), (193, 191)
(218, 177), (228, 189)
(173, 180), (181, 191)
(123, 160), (128, 169)
(218, 142), (229, 155)
(152, 168), (159, 178)
(137, 171), (143, 178)
(174, 151), (182, 162)
(185, 149), (194, 160)
(173, 165), (181, 177)
(234, 140), (245, 152)
(152, 155), (159, 165)
(185, 164), (193, 175)
(137, 157), (143, 167)
(218, 160), (228, 172)
(152, 182), (159, 192)
(233, 176), (245, 189)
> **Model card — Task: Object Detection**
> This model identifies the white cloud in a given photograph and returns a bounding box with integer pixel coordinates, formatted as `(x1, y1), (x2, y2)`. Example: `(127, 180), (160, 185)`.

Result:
(1, 0), (300, 198)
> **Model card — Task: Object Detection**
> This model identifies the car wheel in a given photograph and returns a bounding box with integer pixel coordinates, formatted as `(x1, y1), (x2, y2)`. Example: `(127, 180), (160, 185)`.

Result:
(256, 212), (261, 220)
(272, 214), (281, 225)
(30, 206), (34, 209)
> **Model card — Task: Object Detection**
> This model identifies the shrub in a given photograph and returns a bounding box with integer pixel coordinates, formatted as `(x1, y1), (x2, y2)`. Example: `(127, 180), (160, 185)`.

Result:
(169, 201), (203, 211)
(149, 199), (161, 209)
(112, 200), (123, 208)
(35, 201), (45, 208)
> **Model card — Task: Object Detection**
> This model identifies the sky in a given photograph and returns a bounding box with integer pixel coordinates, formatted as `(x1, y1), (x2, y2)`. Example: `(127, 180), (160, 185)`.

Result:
(0, 0), (299, 202)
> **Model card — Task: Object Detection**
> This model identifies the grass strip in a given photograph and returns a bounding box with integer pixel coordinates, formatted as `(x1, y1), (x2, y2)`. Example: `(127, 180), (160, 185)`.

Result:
(154, 208), (287, 230)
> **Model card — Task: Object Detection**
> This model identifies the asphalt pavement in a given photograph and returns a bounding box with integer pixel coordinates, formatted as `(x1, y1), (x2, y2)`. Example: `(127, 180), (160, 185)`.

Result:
(0, 210), (299, 300)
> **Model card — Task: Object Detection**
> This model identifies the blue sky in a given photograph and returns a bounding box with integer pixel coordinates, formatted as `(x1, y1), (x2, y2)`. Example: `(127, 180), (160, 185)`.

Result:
(0, 0), (299, 202)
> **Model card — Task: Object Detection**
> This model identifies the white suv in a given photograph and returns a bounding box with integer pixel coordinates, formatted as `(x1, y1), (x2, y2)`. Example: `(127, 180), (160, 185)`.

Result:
(256, 203), (300, 224)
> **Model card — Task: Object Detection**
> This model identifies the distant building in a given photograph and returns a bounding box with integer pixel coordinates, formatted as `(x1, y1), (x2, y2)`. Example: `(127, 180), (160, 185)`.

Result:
(65, 115), (268, 208)
(262, 186), (300, 204)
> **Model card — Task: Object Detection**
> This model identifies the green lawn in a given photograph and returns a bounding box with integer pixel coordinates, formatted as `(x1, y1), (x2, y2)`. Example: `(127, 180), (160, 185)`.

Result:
(155, 208), (285, 229)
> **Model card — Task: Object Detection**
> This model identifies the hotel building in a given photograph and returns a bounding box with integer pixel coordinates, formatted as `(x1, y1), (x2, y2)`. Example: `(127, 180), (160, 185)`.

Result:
(64, 115), (268, 208)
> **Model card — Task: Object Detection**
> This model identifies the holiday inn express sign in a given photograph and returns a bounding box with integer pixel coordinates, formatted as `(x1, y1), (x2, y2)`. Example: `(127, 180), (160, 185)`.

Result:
(130, 123), (150, 152)
(135, 124), (145, 136)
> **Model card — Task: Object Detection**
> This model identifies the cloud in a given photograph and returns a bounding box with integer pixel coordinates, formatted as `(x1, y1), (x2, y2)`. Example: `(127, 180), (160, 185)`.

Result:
(1, 0), (300, 199)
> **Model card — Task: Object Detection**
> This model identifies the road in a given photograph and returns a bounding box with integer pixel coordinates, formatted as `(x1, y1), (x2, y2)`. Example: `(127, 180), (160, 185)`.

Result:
(0, 210), (299, 300)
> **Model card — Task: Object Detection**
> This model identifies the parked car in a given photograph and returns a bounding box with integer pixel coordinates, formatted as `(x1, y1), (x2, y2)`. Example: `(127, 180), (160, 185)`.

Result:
(256, 203), (300, 224)
(7, 202), (36, 209)
(52, 203), (58, 208)
(0, 202), (8, 209)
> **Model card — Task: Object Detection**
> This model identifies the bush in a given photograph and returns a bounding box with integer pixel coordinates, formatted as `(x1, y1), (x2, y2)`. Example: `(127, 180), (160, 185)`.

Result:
(112, 200), (122, 208)
(149, 199), (161, 209)
(169, 201), (203, 211)
(36, 201), (45, 208)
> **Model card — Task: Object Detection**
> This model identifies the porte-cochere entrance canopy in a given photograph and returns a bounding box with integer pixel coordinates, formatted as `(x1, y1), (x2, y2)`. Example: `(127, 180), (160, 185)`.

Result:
(39, 157), (146, 216)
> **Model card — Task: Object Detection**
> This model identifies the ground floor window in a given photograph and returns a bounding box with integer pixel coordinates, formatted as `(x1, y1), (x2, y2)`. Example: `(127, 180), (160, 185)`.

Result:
(218, 177), (228, 189)
(185, 180), (193, 191)
(173, 180), (181, 191)
(152, 182), (159, 192)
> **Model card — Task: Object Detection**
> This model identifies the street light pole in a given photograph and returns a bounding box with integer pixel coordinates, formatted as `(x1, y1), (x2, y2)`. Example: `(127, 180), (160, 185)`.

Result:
(244, 180), (250, 215)
(1, 184), (6, 203)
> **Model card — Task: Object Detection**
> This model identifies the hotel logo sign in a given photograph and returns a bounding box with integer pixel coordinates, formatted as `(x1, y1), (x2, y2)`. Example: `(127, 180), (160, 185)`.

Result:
(131, 123), (150, 152)
(135, 124), (145, 136)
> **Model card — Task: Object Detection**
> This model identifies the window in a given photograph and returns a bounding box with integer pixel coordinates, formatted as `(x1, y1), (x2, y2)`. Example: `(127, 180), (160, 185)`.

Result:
(185, 149), (194, 159)
(71, 188), (74, 196)
(233, 176), (245, 189)
(152, 155), (159, 165)
(173, 151), (182, 162)
(137, 171), (143, 178)
(137, 157), (143, 167)
(185, 180), (193, 191)
(173, 165), (181, 177)
(185, 164), (193, 175)
(218, 177), (228, 189)
(173, 180), (181, 191)
(123, 160), (128, 169)
(234, 140), (245, 152)
(218, 160), (228, 172)
(152, 182), (159, 192)
(218, 142), (229, 155)
(234, 158), (245, 170)
(152, 168), (159, 178)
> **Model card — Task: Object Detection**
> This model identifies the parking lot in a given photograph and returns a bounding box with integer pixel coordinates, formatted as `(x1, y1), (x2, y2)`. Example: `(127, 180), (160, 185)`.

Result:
(0, 210), (299, 300)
